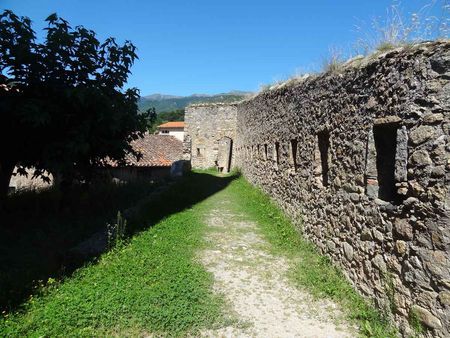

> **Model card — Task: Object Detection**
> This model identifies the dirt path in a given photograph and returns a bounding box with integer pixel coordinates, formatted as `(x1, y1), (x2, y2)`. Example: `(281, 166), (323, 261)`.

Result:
(200, 195), (355, 338)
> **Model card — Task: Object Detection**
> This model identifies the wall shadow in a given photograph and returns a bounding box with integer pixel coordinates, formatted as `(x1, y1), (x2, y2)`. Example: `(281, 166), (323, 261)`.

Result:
(126, 171), (239, 234)
(0, 171), (238, 313)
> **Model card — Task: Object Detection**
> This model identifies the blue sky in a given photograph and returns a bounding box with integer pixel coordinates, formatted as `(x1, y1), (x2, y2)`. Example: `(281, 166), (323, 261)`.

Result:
(2, 0), (447, 96)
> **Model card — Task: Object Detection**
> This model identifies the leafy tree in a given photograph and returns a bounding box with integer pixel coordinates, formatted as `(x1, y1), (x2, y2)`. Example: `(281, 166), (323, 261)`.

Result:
(0, 10), (149, 204)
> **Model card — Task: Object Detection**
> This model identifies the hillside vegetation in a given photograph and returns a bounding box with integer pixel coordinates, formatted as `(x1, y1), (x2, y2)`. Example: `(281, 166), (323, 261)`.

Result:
(139, 92), (249, 113)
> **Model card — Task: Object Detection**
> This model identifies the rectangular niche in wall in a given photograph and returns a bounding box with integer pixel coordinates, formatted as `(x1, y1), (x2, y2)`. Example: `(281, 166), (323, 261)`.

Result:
(274, 142), (280, 170)
(289, 139), (298, 169)
(366, 117), (406, 203)
(264, 144), (268, 161)
(196, 147), (202, 157)
(314, 131), (330, 187)
(373, 124), (398, 201)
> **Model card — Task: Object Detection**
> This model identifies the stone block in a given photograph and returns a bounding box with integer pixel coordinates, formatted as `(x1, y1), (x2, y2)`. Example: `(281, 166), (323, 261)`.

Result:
(343, 242), (354, 261)
(372, 254), (387, 272)
(411, 305), (442, 329)
(423, 113), (444, 124)
(394, 219), (413, 240)
(396, 240), (407, 255)
(439, 291), (450, 306)
(409, 150), (432, 167)
(410, 126), (436, 145)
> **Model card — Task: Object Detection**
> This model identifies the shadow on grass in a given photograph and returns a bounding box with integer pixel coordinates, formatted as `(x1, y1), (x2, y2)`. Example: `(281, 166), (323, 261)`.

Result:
(0, 170), (238, 313)
(127, 171), (239, 234)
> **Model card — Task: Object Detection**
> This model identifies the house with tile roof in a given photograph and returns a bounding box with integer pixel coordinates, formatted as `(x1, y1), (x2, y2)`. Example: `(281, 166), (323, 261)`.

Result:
(8, 133), (185, 192)
(108, 133), (184, 181)
(157, 121), (185, 141)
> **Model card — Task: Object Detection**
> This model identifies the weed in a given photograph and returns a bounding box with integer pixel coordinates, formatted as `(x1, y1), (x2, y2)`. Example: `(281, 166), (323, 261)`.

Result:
(322, 46), (344, 73)
(409, 307), (425, 337)
(354, 0), (449, 54)
(107, 211), (127, 249)
(383, 272), (398, 315)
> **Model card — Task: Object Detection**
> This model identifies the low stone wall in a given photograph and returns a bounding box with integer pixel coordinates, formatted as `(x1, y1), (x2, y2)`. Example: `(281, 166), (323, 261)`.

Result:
(185, 41), (450, 337)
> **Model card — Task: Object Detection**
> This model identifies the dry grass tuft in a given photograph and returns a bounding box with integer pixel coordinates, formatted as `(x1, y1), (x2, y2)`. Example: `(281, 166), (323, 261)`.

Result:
(354, 0), (449, 54)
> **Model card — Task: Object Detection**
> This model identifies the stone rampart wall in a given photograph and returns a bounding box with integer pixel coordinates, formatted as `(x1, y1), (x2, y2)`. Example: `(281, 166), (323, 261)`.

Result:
(186, 41), (450, 337)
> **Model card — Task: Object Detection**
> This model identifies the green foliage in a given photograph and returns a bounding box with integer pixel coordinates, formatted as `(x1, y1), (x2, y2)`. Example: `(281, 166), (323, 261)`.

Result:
(138, 93), (246, 113)
(227, 177), (398, 338)
(0, 10), (149, 199)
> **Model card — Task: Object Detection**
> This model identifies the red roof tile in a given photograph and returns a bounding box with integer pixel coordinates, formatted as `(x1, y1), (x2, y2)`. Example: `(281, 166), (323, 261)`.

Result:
(158, 121), (185, 129)
(120, 134), (183, 167)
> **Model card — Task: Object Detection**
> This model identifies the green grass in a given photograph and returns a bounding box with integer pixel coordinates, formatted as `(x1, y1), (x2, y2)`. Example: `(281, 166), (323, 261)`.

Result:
(0, 180), (159, 312)
(226, 176), (398, 338)
(408, 308), (425, 337)
(1, 172), (235, 336)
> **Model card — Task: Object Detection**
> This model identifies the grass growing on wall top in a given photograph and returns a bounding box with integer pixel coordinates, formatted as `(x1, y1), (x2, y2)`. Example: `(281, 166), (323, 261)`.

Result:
(227, 176), (398, 338)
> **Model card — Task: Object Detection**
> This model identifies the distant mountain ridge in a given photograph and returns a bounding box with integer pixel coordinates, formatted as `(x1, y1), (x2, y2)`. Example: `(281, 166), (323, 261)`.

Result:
(138, 91), (251, 113)
(142, 94), (183, 101)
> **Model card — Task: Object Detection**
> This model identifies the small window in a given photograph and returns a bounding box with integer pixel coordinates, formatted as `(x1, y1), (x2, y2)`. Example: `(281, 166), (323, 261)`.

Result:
(314, 131), (330, 187)
(274, 142), (280, 169)
(289, 139), (298, 169)
(264, 144), (268, 161)
(196, 148), (202, 157)
(373, 124), (398, 201)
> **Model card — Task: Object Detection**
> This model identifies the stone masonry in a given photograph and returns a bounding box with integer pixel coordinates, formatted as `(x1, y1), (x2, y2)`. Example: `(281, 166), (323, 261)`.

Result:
(184, 103), (237, 171)
(184, 41), (450, 337)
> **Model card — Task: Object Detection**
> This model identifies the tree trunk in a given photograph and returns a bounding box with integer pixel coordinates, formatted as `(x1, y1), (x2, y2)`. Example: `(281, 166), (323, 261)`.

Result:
(0, 160), (15, 211)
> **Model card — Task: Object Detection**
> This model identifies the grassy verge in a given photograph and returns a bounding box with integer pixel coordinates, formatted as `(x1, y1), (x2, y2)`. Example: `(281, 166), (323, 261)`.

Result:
(1, 172), (235, 337)
(227, 176), (398, 338)
(0, 180), (159, 311)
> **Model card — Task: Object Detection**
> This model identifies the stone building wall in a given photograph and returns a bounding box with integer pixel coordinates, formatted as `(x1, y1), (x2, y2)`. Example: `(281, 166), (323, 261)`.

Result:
(184, 103), (238, 170)
(185, 41), (450, 337)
